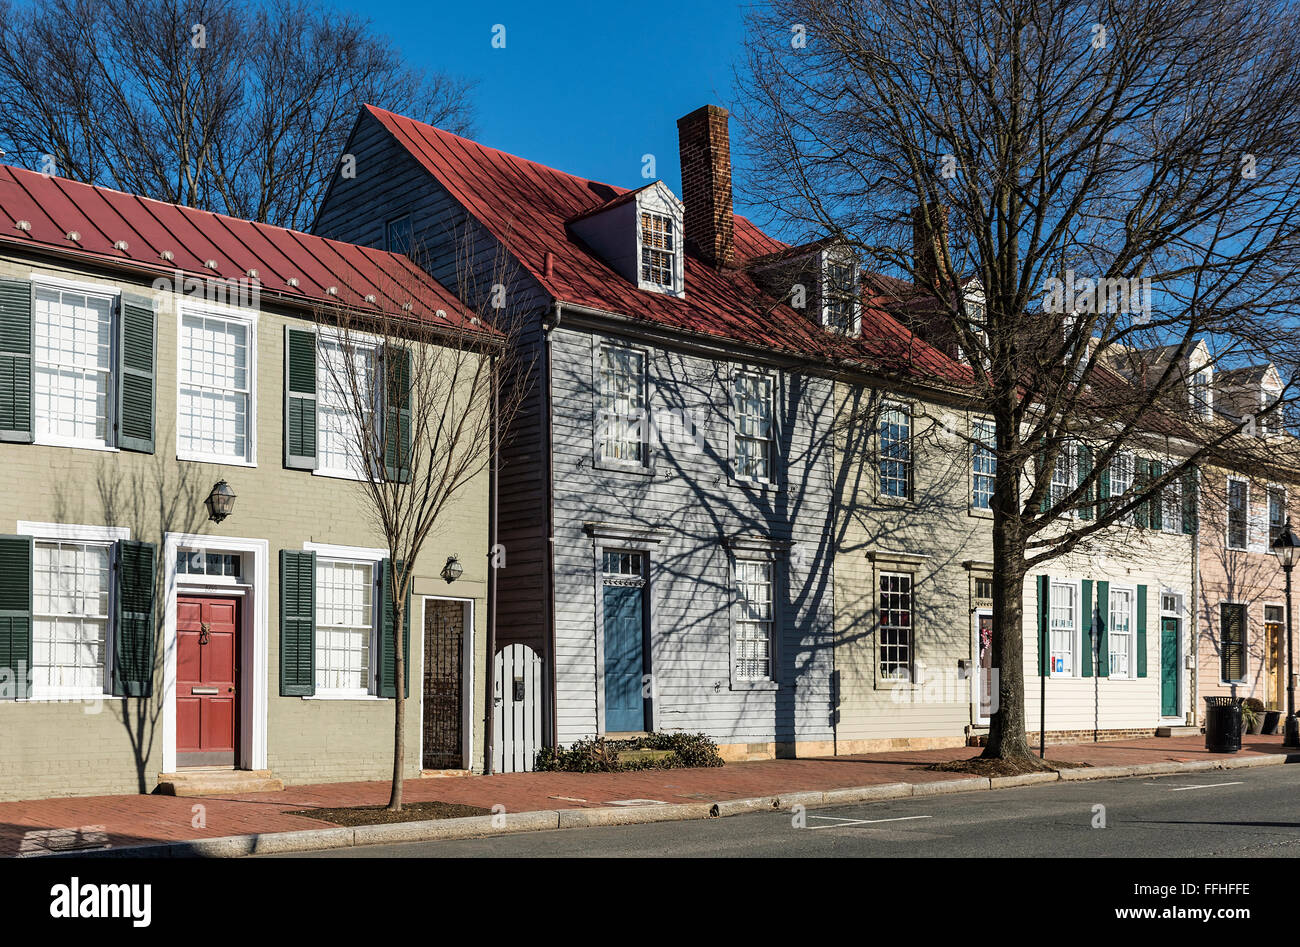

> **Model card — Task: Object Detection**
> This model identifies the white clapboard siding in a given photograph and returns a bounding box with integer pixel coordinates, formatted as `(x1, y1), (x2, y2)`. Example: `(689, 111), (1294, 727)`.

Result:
(493, 644), (543, 773)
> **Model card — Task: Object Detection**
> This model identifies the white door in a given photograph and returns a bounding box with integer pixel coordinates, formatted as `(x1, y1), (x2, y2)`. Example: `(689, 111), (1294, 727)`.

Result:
(492, 644), (543, 773)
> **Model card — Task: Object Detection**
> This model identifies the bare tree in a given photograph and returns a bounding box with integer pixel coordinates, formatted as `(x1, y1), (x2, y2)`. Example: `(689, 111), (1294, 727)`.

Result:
(313, 238), (526, 810)
(737, 0), (1300, 759)
(0, 0), (474, 229)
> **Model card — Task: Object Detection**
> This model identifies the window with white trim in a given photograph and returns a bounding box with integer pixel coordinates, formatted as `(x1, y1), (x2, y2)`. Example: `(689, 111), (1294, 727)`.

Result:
(879, 403), (911, 498)
(734, 559), (773, 682)
(1108, 587), (1134, 678)
(1227, 479), (1248, 550)
(1108, 452), (1133, 521)
(1191, 370), (1212, 419)
(315, 558), (375, 696)
(879, 571), (913, 680)
(598, 345), (646, 465)
(639, 212), (676, 289)
(1162, 475), (1184, 533)
(33, 286), (114, 447)
(1050, 444), (1074, 510)
(317, 336), (378, 478)
(733, 372), (773, 482)
(1269, 486), (1286, 548)
(178, 311), (252, 462)
(822, 256), (859, 334)
(971, 418), (995, 510)
(1049, 581), (1077, 677)
(32, 540), (110, 698)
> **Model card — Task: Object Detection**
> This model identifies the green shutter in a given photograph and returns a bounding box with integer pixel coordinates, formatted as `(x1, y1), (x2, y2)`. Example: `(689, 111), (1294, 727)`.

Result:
(1136, 584), (1148, 677)
(1077, 445), (1095, 520)
(284, 327), (318, 470)
(116, 295), (156, 453)
(1221, 603), (1245, 681)
(1096, 580), (1110, 676)
(1133, 458), (1149, 528)
(383, 347), (412, 483)
(279, 550), (316, 696)
(1080, 579), (1093, 677)
(0, 535), (32, 699)
(0, 279), (33, 442)
(1098, 460), (1111, 519)
(1149, 461), (1163, 531)
(1182, 469), (1199, 534)
(1038, 449), (1050, 513)
(1037, 575), (1050, 675)
(112, 540), (155, 697)
(377, 558), (411, 698)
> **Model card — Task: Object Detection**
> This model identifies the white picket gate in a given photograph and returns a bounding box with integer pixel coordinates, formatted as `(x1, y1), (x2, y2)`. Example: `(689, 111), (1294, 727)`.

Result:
(492, 644), (543, 773)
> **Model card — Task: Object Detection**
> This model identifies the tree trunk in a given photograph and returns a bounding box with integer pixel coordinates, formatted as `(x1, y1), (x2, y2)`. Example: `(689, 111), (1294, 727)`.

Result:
(388, 601), (405, 811)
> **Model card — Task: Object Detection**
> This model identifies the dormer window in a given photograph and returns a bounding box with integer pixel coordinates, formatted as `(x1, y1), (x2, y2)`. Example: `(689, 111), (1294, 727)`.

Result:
(1191, 370), (1213, 419)
(821, 254), (860, 335)
(640, 211), (676, 289)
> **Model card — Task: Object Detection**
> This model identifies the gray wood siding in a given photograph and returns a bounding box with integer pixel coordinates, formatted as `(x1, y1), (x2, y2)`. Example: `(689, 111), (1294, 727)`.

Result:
(549, 326), (837, 746)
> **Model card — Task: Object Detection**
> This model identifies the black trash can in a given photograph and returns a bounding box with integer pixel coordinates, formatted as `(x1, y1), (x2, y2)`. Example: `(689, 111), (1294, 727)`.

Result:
(1204, 696), (1244, 753)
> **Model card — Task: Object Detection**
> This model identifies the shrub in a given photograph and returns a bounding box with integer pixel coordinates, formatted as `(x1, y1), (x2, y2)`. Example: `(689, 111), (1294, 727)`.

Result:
(534, 732), (725, 772)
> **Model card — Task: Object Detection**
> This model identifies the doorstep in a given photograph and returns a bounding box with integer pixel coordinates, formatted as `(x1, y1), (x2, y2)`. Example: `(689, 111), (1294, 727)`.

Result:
(1155, 725), (1202, 738)
(156, 770), (284, 796)
(420, 769), (471, 778)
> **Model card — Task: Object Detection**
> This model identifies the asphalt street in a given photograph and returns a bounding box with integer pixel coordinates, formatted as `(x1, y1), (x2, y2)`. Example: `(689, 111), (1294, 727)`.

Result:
(267, 764), (1300, 858)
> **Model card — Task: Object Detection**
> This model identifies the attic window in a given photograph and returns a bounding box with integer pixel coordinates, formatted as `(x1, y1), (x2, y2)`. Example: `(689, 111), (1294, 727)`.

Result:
(822, 255), (860, 335)
(639, 211), (677, 291)
(1191, 370), (1213, 419)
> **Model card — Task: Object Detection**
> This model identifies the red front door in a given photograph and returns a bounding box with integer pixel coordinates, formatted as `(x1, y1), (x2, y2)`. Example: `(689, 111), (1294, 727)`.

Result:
(177, 596), (240, 767)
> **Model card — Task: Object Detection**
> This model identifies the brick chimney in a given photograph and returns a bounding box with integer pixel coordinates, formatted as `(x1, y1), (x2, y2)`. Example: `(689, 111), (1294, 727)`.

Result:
(912, 202), (950, 289)
(677, 105), (734, 268)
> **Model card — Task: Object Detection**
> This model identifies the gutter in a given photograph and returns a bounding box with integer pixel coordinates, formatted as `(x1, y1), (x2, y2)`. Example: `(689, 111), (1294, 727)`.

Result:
(484, 352), (500, 773)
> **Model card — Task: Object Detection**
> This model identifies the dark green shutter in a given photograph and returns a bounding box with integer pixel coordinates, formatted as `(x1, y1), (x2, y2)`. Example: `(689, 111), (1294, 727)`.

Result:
(377, 558), (411, 698)
(284, 327), (318, 469)
(1038, 449), (1050, 513)
(1077, 445), (1094, 520)
(0, 535), (32, 699)
(117, 295), (155, 453)
(1133, 458), (1149, 528)
(1221, 603), (1245, 681)
(1149, 461), (1163, 531)
(112, 540), (155, 697)
(1098, 460), (1112, 519)
(383, 348), (412, 483)
(1136, 584), (1148, 677)
(279, 550), (316, 696)
(1037, 575), (1050, 675)
(1080, 579), (1093, 677)
(1182, 469), (1199, 534)
(1096, 580), (1110, 676)
(0, 279), (33, 442)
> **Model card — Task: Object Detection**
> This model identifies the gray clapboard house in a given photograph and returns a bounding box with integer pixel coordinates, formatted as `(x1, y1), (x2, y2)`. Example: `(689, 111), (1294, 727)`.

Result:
(314, 103), (921, 767)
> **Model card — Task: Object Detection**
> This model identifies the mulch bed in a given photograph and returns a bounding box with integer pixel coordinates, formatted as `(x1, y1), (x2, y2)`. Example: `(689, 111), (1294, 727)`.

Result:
(286, 801), (491, 827)
(923, 756), (1092, 778)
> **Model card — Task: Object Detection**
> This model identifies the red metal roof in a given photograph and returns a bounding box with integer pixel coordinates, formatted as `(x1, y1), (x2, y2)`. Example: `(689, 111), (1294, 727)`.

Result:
(361, 105), (970, 386)
(0, 163), (481, 331)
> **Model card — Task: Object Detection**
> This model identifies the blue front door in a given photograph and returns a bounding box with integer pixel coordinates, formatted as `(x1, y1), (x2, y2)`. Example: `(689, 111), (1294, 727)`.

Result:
(603, 583), (645, 732)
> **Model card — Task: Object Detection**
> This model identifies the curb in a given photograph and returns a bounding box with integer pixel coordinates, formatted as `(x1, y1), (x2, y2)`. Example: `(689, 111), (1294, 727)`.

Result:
(52, 751), (1300, 859)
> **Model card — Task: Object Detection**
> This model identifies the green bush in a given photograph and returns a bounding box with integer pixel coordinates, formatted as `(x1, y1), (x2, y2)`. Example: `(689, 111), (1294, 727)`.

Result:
(534, 732), (725, 772)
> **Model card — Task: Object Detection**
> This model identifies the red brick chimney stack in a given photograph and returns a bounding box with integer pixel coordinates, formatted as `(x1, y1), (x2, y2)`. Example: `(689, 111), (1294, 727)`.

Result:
(677, 105), (734, 269)
(912, 202), (951, 289)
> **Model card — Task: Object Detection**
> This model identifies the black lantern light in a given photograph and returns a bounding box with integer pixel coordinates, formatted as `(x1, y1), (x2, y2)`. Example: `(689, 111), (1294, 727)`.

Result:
(205, 479), (237, 523)
(440, 555), (463, 583)
(1271, 517), (1300, 747)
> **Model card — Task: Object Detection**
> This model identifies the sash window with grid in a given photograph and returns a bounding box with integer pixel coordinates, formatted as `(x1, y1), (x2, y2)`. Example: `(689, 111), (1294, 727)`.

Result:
(33, 287), (114, 447)
(734, 559), (773, 682)
(640, 212), (676, 289)
(971, 419), (996, 510)
(733, 372), (773, 482)
(879, 403), (911, 498)
(822, 258), (858, 334)
(317, 336), (378, 478)
(32, 540), (110, 698)
(1109, 588), (1134, 678)
(1269, 487), (1287, 548)
(1049, 581), (1077, 677)
(598, 346), (646, 464)
(315, 558), (375, 696)
(1227, 479), (1249, 550)
(879, 571), (913, 681)
(178, 312), (251, 462)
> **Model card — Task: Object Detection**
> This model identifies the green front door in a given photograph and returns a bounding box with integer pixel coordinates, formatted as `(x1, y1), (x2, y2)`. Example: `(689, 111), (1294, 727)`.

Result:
(1160, 616), (1179, 717)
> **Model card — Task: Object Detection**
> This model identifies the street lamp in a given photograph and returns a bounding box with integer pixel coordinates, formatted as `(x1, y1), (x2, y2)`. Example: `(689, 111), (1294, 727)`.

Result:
(1270, 517), (1300, 747)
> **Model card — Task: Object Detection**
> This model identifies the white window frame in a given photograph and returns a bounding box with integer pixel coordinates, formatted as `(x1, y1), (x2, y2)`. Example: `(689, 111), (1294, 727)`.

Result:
(1107, 584), (1136, 680)
(30, 277), (120, 452)
(1268, 484), (1287, 552)
(313, 328), (382, 482)
(596, 343), (649, 469)
(16, 522), (130, 702)
(175, 302), (259, 467)
(1226, 477), (1249, 551)
(174, 547), (247, 586)
(1050, 443), (1075, 514)
(731, 369), (775, 484)
(1161, 472), (1184, 534)
(820, 249), (861, 335)
(733, 557), (775, 684)
(1108, 452), (1133, 522)
(1048, 579), (1080, 678)
(878, 570), (914, 682)
(970, 417), (996, 511)
(1191, 370), (1213, 419)
(303, 542), (387, 700)
(634, 190), (685, 297)
(878, 401), (912, 500)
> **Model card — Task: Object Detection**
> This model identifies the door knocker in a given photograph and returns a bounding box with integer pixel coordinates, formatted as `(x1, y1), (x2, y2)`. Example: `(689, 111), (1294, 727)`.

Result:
(199, 621), (211, 646)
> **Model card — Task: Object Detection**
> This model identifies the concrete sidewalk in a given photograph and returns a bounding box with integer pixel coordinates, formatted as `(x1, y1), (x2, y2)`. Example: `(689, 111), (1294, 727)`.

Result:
(4, 734), (1296, 857)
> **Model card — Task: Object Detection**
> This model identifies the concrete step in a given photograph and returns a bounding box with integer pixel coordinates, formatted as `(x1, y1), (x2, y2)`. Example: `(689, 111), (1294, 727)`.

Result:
(1155, 726), (1202, 738)
(156, 769), (283, 796)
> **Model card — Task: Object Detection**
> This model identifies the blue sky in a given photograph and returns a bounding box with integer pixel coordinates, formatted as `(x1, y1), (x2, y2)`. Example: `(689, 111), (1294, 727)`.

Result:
(361, 0), (751, 199)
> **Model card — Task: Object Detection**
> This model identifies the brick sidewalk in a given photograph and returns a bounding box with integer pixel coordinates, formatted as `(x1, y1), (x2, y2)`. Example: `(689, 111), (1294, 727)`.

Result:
(3, 734), (1293, 856)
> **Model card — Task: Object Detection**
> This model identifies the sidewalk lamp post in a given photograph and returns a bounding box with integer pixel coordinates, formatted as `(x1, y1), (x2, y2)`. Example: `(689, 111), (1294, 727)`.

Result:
(1270, 517), (1300, 747)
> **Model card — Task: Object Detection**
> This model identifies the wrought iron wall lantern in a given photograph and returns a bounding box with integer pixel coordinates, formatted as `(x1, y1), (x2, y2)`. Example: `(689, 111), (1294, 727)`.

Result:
(440, 555), (463, 583)
(206, 480), (237, 523)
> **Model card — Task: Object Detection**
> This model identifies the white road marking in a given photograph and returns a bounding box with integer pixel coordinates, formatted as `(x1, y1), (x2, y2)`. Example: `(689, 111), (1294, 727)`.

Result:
(1168, 781), (1245, 792)
(808, 815), (933, 830)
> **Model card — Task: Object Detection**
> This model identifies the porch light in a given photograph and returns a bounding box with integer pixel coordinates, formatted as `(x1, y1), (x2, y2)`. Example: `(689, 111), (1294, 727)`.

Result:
(1273, 518), (1299, 569)
(440, 555), (463, 583)
(205, 480), (237, 523)
(1272, 518), (1299, 747)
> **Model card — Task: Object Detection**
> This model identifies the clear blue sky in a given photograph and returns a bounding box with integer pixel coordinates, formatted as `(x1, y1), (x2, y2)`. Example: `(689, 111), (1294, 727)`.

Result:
(362, 0), (752, 199)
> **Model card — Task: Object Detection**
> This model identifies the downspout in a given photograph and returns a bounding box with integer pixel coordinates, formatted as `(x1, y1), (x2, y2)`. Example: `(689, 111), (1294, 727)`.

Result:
(544, 302), (562, 749)
(1191, 491), (1200, 728)
(484, 352), (499, 773)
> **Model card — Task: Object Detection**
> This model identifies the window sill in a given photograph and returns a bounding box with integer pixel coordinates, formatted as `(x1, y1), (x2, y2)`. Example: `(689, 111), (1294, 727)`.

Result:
(302, 693), (386, 701)
(730, 679), (779, 692)
(594, 458), (653, 477)
(34, 437), (118, 453)
(177, 451), (257, 468)
(21, 690), (108, 702)
(968, 506), (993, 520)
(312, 467), (374, 483)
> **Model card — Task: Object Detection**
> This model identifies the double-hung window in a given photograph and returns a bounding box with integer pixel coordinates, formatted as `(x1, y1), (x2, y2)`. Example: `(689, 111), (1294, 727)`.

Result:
(822, 256), (859, 334)
(971, 419), (996, 510)
(1162, 475), (1184, 533)
(598, 345), (646, 465)
(640, 212), (676, 289)
(1108, 453), (1133, 520)
(33, 286), (114, 448)
(317, 335), (378, 479)
(879, 403), (911, 498)
(178, 310), (253, 463)
(1049, 581), (1077, 677)
(734, 559), (773, 682)
(1227, 479), (1249, 550)
(1108, 587), (1134, 678)
(315, 558), (376, 696)
(1269, 486), (1287, 548)
(1050, 444), (1074, 510)
(32, 540), (111, 698)
(879, 572), (913, 680)
(733, 372), (773, 482)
